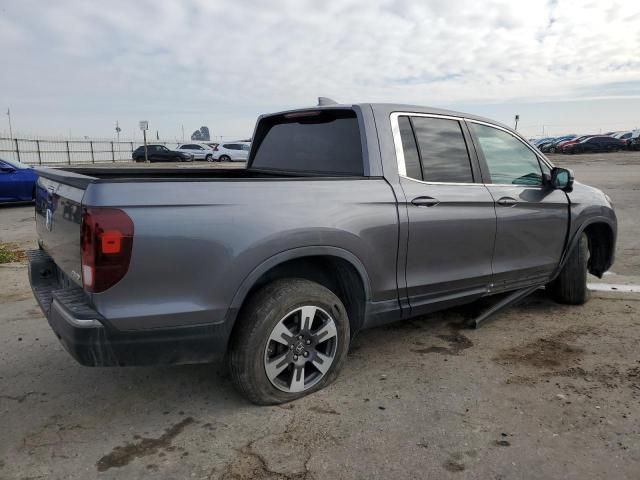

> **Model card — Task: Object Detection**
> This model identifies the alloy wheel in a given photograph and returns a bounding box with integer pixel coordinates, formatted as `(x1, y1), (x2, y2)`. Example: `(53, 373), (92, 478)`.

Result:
(263, 305), (338, 393)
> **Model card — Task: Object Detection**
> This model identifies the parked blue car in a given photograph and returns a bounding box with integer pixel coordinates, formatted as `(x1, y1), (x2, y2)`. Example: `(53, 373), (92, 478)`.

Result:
(0, 158), (38, 203)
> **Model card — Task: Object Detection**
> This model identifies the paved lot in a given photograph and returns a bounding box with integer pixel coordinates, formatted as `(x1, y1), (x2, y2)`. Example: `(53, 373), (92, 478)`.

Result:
(1, 154), (639, 479)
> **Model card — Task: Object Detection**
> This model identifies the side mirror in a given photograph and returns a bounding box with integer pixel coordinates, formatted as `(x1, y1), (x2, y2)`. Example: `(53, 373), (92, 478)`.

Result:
(551, 167), (574, 191)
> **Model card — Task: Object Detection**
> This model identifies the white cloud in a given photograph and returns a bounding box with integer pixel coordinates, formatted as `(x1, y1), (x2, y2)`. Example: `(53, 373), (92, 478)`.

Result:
(1, 0), (639, 137)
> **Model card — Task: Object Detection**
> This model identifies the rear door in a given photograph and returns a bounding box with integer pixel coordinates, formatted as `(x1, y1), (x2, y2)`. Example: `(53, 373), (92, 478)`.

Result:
(468, 121), (569, 291)
(227, 144), (240, 160)
(393, 114), (496, 315)
(239, 144), (250, 161)
(146, 145), (161, 161)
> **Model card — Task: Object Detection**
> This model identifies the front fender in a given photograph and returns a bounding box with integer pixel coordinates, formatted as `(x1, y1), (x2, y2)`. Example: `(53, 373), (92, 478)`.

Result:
(557, 213), (617, 278)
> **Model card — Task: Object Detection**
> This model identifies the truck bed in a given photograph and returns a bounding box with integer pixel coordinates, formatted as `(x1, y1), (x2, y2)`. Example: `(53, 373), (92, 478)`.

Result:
(36, 166), (295, 188)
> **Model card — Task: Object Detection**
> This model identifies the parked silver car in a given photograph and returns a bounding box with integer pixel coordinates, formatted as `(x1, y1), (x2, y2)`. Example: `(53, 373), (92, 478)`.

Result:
(175, 143), (216, 161)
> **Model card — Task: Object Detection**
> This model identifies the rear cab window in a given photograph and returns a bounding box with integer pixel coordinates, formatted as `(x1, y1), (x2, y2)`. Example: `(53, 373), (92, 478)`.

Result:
(250, 109), (363, 176)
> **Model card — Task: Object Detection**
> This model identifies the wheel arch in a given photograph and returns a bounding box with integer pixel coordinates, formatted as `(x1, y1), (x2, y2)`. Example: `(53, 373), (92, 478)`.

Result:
(583, 221), (616, 277)
(560, 218), (616, 278)
(226, 247), (371, 341)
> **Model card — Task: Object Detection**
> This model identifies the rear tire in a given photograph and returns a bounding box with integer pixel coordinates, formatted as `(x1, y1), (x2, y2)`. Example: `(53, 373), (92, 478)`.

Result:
(206, 154), (213, 162)
(547, 233), (590, 305)
(228, 278), (350, 405)
(219, 155), (231, 162)
(173, 156), (183, 163)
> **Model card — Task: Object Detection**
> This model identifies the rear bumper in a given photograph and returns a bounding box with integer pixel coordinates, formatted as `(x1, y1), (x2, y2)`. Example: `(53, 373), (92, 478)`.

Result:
(27, 249), (230, 366)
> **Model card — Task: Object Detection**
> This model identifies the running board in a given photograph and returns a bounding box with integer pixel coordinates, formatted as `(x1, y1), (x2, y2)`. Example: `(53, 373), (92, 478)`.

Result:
(470, 285), (541, 329)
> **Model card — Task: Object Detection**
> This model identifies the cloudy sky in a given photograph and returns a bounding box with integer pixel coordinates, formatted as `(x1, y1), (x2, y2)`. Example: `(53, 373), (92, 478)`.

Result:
(1, 0), (640, 140)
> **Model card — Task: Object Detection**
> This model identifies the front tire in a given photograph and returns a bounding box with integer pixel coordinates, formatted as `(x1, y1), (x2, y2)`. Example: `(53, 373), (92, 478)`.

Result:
(228, 278), (350, 405)
(206, 154), (213, 162)
(219, 155), (231, 162)
(547, 233), (590, 305)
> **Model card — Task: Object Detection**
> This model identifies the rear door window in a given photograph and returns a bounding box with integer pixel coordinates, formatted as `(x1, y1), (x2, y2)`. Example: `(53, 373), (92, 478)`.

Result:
(398, 116), (422, 180)
(400, 116), (474, 183)
(251, 110), (363, 175)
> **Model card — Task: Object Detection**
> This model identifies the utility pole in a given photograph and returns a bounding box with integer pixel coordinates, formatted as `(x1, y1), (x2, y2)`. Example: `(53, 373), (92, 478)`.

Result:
(115, 121), (121, 161)
(514, 114), (519, 131)
(6, 108), (13, 139)
(181, 124), (185, 142)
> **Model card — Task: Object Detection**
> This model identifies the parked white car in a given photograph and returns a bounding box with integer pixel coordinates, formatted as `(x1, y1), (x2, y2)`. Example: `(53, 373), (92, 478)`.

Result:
(214, 142), (251, 162)
(611, 131), (633, 141)
(175, 143), (216, 161)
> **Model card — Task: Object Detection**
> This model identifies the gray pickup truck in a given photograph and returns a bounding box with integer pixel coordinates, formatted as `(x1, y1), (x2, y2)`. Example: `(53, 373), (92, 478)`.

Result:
(29, 102), (617, 404)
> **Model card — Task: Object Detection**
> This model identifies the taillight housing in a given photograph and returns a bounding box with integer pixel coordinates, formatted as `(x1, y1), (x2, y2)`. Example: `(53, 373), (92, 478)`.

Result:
(81, 208), (134, 293)
(213, 145), (218, 151)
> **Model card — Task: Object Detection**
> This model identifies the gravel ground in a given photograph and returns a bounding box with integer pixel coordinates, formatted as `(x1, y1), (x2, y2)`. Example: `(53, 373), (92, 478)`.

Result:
(0, 153), (639, 479)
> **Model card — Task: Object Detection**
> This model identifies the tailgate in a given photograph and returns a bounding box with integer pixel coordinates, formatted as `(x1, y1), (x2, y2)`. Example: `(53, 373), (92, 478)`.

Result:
(35, 168), (94, 287)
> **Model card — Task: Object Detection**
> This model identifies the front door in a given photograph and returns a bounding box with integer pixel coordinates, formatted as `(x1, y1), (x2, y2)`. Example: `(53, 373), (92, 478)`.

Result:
(0, 163), (18, 201)
(395, 115), (497, 315)
(467, 121), (569, 291)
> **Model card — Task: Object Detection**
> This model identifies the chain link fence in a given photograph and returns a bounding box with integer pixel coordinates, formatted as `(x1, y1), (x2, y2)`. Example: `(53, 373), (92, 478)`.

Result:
(0, 137), (171, 165)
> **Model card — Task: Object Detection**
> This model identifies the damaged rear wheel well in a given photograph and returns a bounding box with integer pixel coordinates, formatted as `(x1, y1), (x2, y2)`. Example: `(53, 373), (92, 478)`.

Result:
(240, 256), (367, 335)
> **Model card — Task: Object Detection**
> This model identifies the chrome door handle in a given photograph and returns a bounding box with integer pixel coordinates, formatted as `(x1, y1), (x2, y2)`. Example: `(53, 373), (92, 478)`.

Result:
(411, 196), (440, 207)
(497, 197), (518, 206)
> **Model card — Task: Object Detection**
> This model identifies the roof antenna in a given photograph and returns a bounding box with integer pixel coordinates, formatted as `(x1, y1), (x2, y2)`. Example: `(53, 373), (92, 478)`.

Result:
(317, 97), (338, 106)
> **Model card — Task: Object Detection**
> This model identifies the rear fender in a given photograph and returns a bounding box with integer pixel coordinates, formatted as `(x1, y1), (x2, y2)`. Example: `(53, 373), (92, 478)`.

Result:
(224, 246), (372, 326)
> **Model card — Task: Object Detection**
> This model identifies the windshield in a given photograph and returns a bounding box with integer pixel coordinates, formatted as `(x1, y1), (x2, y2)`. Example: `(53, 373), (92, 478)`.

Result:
(1, 158), (30, 169)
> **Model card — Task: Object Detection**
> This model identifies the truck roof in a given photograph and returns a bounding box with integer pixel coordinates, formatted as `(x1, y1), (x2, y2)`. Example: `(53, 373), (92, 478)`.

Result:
(261, 102), (516, 136)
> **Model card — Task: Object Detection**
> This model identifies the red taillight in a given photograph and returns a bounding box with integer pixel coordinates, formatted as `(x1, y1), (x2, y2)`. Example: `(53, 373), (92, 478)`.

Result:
(213, 145), (218, 151)
(81, 208), (134, 293)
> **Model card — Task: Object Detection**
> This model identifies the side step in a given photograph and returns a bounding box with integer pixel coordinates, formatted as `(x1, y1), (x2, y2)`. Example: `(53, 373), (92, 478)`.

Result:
(470, 285), (541, 329)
